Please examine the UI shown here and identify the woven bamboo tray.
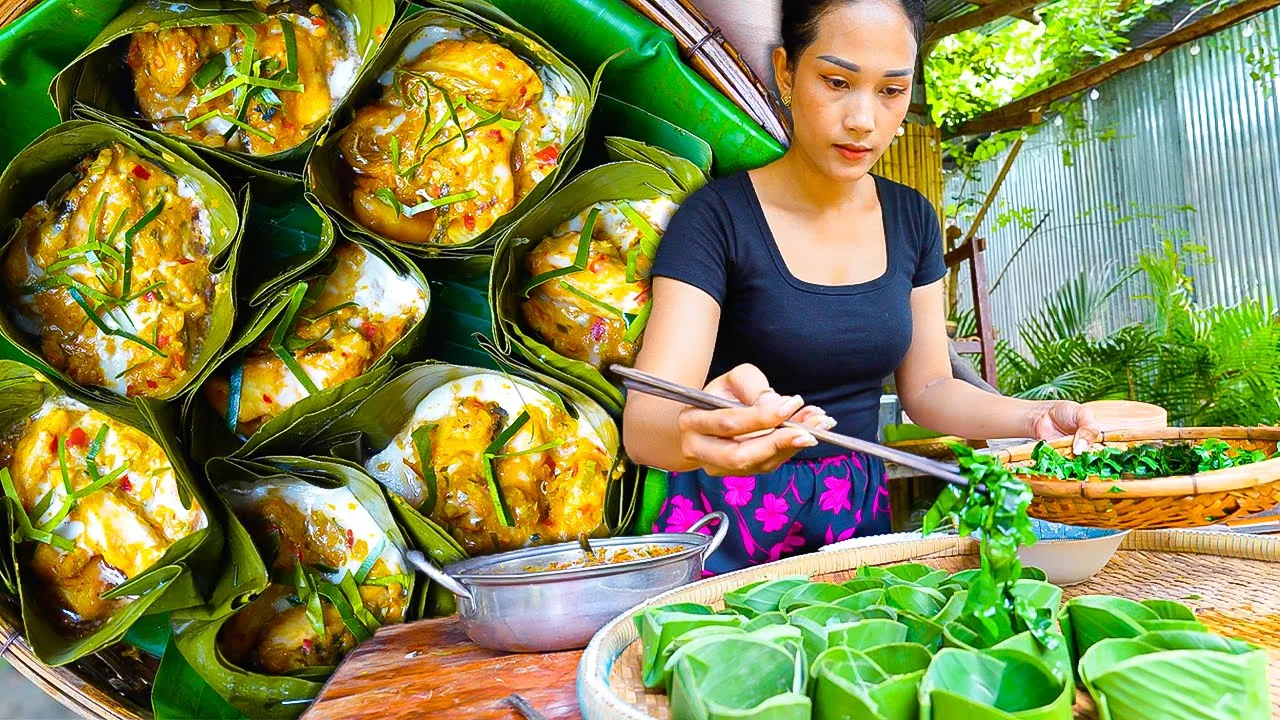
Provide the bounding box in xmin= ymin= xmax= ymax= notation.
xmin=999 ymin=427 xmax=1280 ymax=529
xmin=578 ymin=529 xmax=1280 ymax=719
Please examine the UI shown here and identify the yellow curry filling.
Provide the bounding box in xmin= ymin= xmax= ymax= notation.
xmin=522 ymin=198 xmax=679 ymax=370
xmin=366 ymin=373 xmax=613 ymax=555
xmin=2 ymin=143 xmax=216 ymax=398
xmin=218 ymin=482 xmax=409 ymax=674
xmin=339 ymin=29 xmax=573 ymax=245
xmin=128 ymin=3 xmax=359 ymax=155
xmin=0 ymin=398 xmax=206 ymax=637
xmin=202 ymin=241 xmax=427 ymax=436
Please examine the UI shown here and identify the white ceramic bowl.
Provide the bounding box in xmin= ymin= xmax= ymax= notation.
xmin=1017 ymin=520 xmax=1129 ymax=586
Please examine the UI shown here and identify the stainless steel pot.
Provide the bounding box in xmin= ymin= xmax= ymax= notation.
xmin=406 ymin=512 xmax=728 ymax=653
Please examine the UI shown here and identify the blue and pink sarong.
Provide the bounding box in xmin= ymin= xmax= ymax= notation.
xmin=653 ymin=452 xmax=891 ymax=575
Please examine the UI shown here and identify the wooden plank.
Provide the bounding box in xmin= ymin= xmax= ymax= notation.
xmin=951 ymin=340 xmax=984 ymax=354
xmin=305 ymin=617 xmax=582 ymax=720
xmin=968 ymin=235 xmax=999 ymax=386
xmin=947 ymin=0 xmax=1280 ymax=138
xmin=924 ymin=0 xmax=1040 ymax=42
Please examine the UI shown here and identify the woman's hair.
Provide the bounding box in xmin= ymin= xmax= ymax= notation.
xmin=780 ymin=0 xmax=927 ymax=65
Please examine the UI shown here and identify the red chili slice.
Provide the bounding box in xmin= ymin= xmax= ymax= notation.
xmin=535 ymin=145 xmax=560 ymax=164
xmin=177 ymin=258 xmax=194 ymax=266
xmin=145 ymin=379 xmax=158 ymax=389
xmin=157 ymin=335 xmax=170 ymax=350
xmin=131 ymin=164 xmax=151 ymax=180
xmin=263 ymin=394 xmax=274 ymax=404
xmin=589 ymin=318 xmax=607 ymax=343
xmin=346 ymin=529 xmax=355 ymax=549
xmin=66 ymin=427 xmax=88 ymax=449
xmin=144 ymin=291 xmax=157 ymax=303
xmin=360 ymin=321 xmax=377 ymax=341
xmin=302 ymin=638 xmax=314 ymax=653
xmin=463 ymin=214 xmax=476 ymax=231
xmin=488 ymin=129 xmax=505 ymax=142
xmin=119 ymin=476 xmax=133 ymax=493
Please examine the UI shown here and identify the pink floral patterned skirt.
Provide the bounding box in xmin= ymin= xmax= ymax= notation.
xmin=654 ymin=452 xmax=891 ymax=575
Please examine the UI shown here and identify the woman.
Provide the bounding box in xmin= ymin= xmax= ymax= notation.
xmin=623 ymin=0 xmax=1103 ymax=573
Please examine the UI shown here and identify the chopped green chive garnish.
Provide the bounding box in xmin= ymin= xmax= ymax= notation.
xmin=522 ymin=207 xmax=600 ymax=296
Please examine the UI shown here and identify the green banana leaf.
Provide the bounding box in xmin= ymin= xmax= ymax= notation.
xmin=0 ymin=360 xmax=220 ymax=666
xmin=1060 ymin=595 xmax=1204 ymax=671
xmin=153 ymin=634 xmax=248 ymax=720
xmin=864 ymin=643 xmax=935 ymax=676
xmin=857 ymin=564 xmax=950 ymax=588
xmin=835 ymin=588 xmax=888 ymax=612
xmin=52 ymin=0 xmax=397 ymax=181
xmin=777 ymin=582 xmax=853 ymax=613
xmin=1078 ymin=630 xmax=1270 ymax=720
xmin=811 ymin=646 xmax=927 ymax=720
xmin=181 ymin=240 xmax=430 ymax=465
xmin=0 ymin=120 xmax=244 ymax=405
xmin=172 ymin=454 xmax=417 ymax=719
xmin=723 ymin=577 xmax=812 ymax=618
xmin=636 ymin=603 xmax=744 ymax=689
xmin=827 ymin=619 xmax=910 ymax=652
xmin=669 ymin=635 xmax=811 ymax=720
xmin=942 ymin=580 xmax=1071 ymax=684
xmin=484 ymin=0 xmax=784 ymax=176
xmin=489 ymin=137 xmax=708 ymax=413
xmin=841 ymin=577 xmax=888 ymax=593
xmin=303 ymin=360 xmax=634 ymax=546
xmin=307 ymin=0 xmax=594 ymax=258
xmin=742 ymin=612 xmax=789 ymax=632
xmin=238 ymin=187 xmax=338 ymax=306
xmin=919 ymin=648 xmax=1074 ymax=720
xmin=788 ymin=603 xmax=866 ymax=661
xmin=584 ymin=95 xmax=714 ymax=176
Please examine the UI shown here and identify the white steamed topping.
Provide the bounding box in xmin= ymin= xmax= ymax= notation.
xmin=380 ymin=26 xmax=466 ymax=85
xmin=350 ymin=245 xmax=427 ymax=322
xmin=221 ymin=478 xmax=406 ymax=582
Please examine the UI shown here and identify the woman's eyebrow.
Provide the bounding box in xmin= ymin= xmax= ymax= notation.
xmin=817 ymin=54 xmax=914 ymax=78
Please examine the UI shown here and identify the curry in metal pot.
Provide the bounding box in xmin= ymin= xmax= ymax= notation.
xmin=127 ymin=2 xmax=360 ymax=155
xmin=2 ymin=143 xmax=217 ymax=398
xmin=0 ymin=397 xmax=206 ymax=637
xmin=338 ymin=26 xmax=574 ymax=245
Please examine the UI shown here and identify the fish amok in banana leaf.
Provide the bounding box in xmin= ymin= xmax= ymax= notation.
xmin=0 ymin=121 xmax=243 ymax=402
xmin=491 ymin=138 xmax=708 ymax=413
xmin=308 ymin=0 xmax=593 ymax=256
xmin=173 ymin=455 xmax=415 ymax=719
xmin=187 ymin=239 xmax=428 ymax=464
xmin=0 ymin=360 xmax=217 ymax=666
xmin=53 ymin=0 xmax=395 ymax=176
xmin=317 ymin=362 xmax=625 ymax=556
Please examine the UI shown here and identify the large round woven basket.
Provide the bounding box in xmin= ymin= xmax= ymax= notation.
xmin=578 ymin=529 xmax=1280 ymax=719
xmin=1000 ymin=427 xmax=1280 ymax=529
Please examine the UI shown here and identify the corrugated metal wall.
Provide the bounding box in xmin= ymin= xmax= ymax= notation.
xmin=947 ymin=9 xmax=1280 ymax=349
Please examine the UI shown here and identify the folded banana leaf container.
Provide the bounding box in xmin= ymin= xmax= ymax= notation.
xmin=0 ymin=0 xmax=786 ymax=717
xmin=489 ymin=136 xmax=709 ymax=414
xmin=52 ymin=0 xmax=397 ymax=181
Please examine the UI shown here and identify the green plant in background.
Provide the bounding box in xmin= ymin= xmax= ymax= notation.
xmin=969 ymin=239 xmax=1280 ymax=427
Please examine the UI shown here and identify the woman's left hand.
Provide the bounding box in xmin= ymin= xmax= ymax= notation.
xmin=1027 ymin=401 xmax=1101 ymax=454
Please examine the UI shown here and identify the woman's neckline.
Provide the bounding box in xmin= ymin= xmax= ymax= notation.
xmin=742 ymin=171 xmax=896 ymax=296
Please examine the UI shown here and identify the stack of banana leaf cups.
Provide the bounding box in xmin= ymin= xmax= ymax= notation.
xmin=0 ymin=0 xmax=716 ymax=716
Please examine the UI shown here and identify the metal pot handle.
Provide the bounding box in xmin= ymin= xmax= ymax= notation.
xmin=406 ymin=550 xmax=473 ymax=602
xmin=687 ymin=511 xmax=729 ymax=561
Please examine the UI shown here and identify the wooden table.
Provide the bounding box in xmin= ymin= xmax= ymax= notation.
xmin=304 ymin=617 xmax=584 ymax=720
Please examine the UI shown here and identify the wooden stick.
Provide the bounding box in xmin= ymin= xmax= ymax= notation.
xmin=924 ymin=0 xmax=1040 ymax=43
xmin=946 ymin=0 xmax=1280 ymax=138
xmin=963 ymin=137 xmax=1024 ymax=243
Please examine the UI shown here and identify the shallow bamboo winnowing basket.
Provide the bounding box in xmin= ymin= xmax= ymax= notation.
xmin=1000 ymin=426 xmax=1280 ymax=529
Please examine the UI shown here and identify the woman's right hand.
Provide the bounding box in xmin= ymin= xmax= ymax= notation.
xmin=677 ymin=364 xmax=834 ymax=476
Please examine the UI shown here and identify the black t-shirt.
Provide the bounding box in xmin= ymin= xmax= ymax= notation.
xmin=650 ymin=172 xmax=947 ymax=458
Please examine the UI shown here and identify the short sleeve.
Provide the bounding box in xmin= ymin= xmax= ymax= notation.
xmin=911 ymin=193 xmax=947 ymax=287
xmin=650 ymin=185 xmax=732 ymax=306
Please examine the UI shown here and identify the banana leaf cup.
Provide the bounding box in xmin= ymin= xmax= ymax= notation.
xmin=919 ymin=647 xmax=1074 ymax=720
xmin=0 ymin=120 xmax=245 ymax=405
xmin=668 ymin=634 xmax=812 ymax=720
xmin=51 ymin=0 xmax=397 ymax=182
xmin=1077 ymin=630 xmax=1270 ymax=720
xmin=237 ymin=185 xmax=339 ymax=307
xmin=305 ymin=360 xmax=634 ymax=557
xmin=169 ymin=454 xmax=431 ymax=719
xmin=183 ymin=238 xmax=431 ymax=465
xmin=811 ymin=644 xmax=931 ymax=720
xmin=305 ymin=0 xmax=597 ymax=258
xmin=0 ymin=360 xmax=222 ymax=666
xmin=489 ymin=137 xmax=709 ymax=413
